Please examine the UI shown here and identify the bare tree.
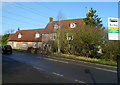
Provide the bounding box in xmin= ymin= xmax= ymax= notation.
xmin=57 ymin=11 xmax=64 ymax=21
xmin=4 ymin=29 xmax=15 ymax=34
xmin=56 ymin=11 xmax=64 ymax=53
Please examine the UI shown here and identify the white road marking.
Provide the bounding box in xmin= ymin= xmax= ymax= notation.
xmin=33 ymin=66 xmax=45 ymax=71
xmin=52 ymin=72 xmax=64 ymax=77
xmin=79 ymin=61 xmax=117 ymax=68
xmin=63 ymin=58 xmax=116 ymax=69
xmin=52 ymin=72 xmax=86 ymax=83
xmin=95 ymin=67 xmax=117 ymax=73
xmin=43 ymin=58 xmax=69 ymax=64
xmin=33 ymin=65 xmax=86 ymax=83
xmin=38 ymin=57 xmax=116 ymax=73
xmin=44 ymin=56 xmax=117 ymax=69
xmin=74 ymin=79 xmax=85 ymax=83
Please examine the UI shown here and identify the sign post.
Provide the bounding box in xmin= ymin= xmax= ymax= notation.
xmin=117 ymin=54 xmax=120 ymax=84
xmin=108 ymin=18 xmax=119 ymax=40
xmin=108 ymin=18 xmax=120 ymax=84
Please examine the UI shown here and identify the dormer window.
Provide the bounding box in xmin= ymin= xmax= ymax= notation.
xmin=18 ymin=33 xmax=22 ymax=38
xmin=35 ymin=32 xmax=40 ymax=38
xmin=70 ymin=23 xmax=76 ymax=28
xmin=54 ymin=24 xmax=60 ymax=29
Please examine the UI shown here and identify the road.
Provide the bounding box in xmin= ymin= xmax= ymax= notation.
xmin=2 ymin=50 xmax=118 ymax=83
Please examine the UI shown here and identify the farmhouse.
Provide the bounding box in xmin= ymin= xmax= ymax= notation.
xmin=7 ymin=17 xmax=84 ymax=49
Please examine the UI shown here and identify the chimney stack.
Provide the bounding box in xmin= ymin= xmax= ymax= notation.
xmin=49 ymin=17 xmax=53 ymax=23
xmin=18 ymin=27 xmax=20 ymax=31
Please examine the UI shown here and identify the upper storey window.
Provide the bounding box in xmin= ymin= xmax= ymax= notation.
xmin=70 ymin=23 xmax=76 ymax=28
xmin=66 ymin=33 xmax=73 ymax=40
xmin=35 ymin=33 xmax=40 ymax=38
xmin=54 ymin=24 xmax=60 ymax=29
xmin=18 ymin=33 xmax=22 ymax=38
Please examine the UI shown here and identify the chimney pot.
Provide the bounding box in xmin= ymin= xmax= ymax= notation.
xmin=18 ymin=27 xmax=20 ymax=30
xmin=49 ymin=17 xmax=53 ymax=22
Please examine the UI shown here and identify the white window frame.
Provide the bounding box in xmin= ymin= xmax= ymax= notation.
xmin=54 ymin=24 xmax=59 ymax=29
xmin=22 ymin=43 xmax=27 ymax=47
xmin=13 ymin=42 xmax=17 ymax=47
xmin=33 ymin=43 xmax=38 ymax=48
xmin=52 ymin=33 xmax=56 ymax=40
xmin=67 ymin=36 xmax=73 ymax=40
xmin=35 ymin=33 xmax=40 ymax=38
xmin=70 ymin=23 xmax=76 ymax=28
xmin=18 ymin=33 xmax=22 ymax=38
xmin=66 ymin=33 xmax=73 ymax=40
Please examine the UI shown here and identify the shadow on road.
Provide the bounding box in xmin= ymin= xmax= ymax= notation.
xmin=2 ymin=56 xmax=54 ymax=83
xmin=85 ymin=69 xmax=97 ymax=84
xmin=2 ymin=55 xmax=25 ymax=73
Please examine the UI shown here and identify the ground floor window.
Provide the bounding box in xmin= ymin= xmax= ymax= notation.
xmin=33 ymin=43 xmax=38 ymax=48
xmin=22 ymin=43 xmax=28 ymax=47
xmin=13 ymin=42 xmax=17 ymax=47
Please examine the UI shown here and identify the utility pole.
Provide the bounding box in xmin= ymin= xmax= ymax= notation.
xmin=117 ymin=54 xmax=120 ymax=84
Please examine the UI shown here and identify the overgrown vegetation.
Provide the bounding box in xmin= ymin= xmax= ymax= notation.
xmin=51 ymin=53 xmax=117 ymax=66
xmin=2 ymin=34 xmax=10 ymax=45
xmin=101 ymin=41 xmax=120 ymax=61
xmin=1 ymin=29 xmax=15 ymax=45
xmin=47 ymin=8 xmax=120 ymax=62
xmin=0 ymin=35 xmax=2 ymax=46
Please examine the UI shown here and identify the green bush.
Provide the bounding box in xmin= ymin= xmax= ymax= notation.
xmin=37 ymin=47 xmax=43 ymax=54
xmin=54 ymin=26 xmax=104 ymax=58
xmin=27 ymin=47 xmax=33 ymax=53
xmin=2 ymin=34 xmax=10 ymax=45
xmin=102 ymin=41 xmax=120 ymax=61
xmin=47 ymin=41 xmax=58 ymax=53
xmin=27 ymin=47 xmax=37 ymax=54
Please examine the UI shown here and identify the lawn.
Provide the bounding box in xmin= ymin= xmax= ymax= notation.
xmin=14 ymin=49 xmax=27 ymax=52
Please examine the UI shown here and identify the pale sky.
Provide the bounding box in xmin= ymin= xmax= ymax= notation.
xmin=0 ymin=0 xmax=119 ymax=35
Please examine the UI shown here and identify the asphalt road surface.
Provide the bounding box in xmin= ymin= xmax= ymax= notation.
xmin=2 ymin=50 xmax=118 ymax=84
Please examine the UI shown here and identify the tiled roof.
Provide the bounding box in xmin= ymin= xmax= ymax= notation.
xmin=7 ymin=33 xmax=15 ymax=41
xmin=8 ymin=29 xmax=44 ymax=42
xmin=45 ymin=18 xmax=84 ymax=33
xmin=8 ymin=18 xmax=84 ymax=42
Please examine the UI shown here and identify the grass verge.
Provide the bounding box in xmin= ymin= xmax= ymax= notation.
xmin=13 ymin=49 xmax=117 ymax=66
xmin=51 ymin=53 xmax=117 ymax=66
xmin=14 ymin=49 xmax=27 ymax=52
